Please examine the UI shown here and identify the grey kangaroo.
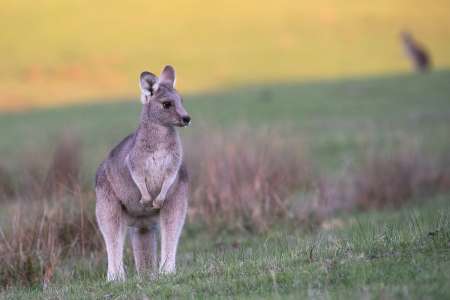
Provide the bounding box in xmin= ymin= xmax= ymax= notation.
xmin=95 ymin=65 xmax=190 ymax=281
xmin=400 ymin=31 xmax=431 ymax=72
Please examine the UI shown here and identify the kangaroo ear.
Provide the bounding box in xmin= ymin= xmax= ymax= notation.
xmin=139 ymin=71 xmax=159 ymax=104
xmin=159 ymin=65 xmax=176 ymax=88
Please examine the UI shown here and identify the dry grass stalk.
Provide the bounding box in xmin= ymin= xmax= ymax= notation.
xmin=1 ymin=131 xmax=450 ymax=288
xmin=186 ymin=130 xmax=312 ymax=231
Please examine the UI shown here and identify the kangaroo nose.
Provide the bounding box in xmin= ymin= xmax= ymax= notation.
xmin=182 ymin=116 xmax=191 ymax=125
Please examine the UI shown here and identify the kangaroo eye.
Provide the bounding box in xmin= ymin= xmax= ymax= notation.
xmin=162 ymin=101 xmax=172 ymax=109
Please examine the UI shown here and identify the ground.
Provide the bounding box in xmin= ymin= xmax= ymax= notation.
xmin=2 ymin=196 xmax=450 ymax=299
xmin=0 ymin=71 xmax=450 ymax=299
xmin=0 ymin=70 xmax=449 ymax=175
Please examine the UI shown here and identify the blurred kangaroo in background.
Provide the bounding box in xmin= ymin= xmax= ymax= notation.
xmin=400 ymin=31 xmax=431 ymax=72
xmin=95 ymin=65 xmax=191 ymax=281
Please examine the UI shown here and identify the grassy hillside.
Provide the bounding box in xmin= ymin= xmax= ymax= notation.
xmin=1 ymin=72 xmax=450 ymax=298
xmin=1 ymin=70 xmax=449 ymax=177
xmin=1 ymin=0 xmax=450 ymax=109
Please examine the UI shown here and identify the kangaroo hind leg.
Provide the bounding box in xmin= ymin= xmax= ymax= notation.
xmin=95 ymin=180 xmax=127 ymax=281
xmin=130 ymin=225 xmax=158 ymax=277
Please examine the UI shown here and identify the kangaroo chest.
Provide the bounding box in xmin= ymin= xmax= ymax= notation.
xmin=145 ymin=149 xmax=174 ymax=184
xmin=142 ymin=143 xmax=182 ymax=194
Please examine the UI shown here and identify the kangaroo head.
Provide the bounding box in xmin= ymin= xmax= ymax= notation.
xmin=139 ymin=65 xmax=191 ymax=127
xmin=400 ymin=31 xmax=413 ymax=43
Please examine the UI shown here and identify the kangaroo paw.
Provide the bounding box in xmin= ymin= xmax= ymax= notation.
xmin=152 ymin=195 xmax=165 ymax=209
xmin=140 ymin=196 xmax=152 ymax=206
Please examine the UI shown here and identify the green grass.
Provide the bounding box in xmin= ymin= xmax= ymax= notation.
xmin=1 ymin=0 xmax=450 ymax=108
xmin=2 ymin=195 xmax=449 ymax=299
xmin=1 ymin=71 xmax=450 ymax=298
xmin=1 ymin=70 xmax=449 ymax=175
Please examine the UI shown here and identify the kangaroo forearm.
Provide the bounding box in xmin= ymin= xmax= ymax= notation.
xmin=126 ymin=155 xmax=151 ymax=199
xmin=132 ymin=172 xmax=151 ymax=199
xmin=158 ymin=172 xmax=177 ymax=198
xmin=153 ymin=169 xmax=178 ymax=208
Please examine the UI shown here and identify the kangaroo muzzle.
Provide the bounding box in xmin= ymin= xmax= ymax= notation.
xmin=181 ymin=115 xmax=191 ymax=127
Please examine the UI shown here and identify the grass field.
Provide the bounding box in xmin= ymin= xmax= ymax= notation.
xmin=0 ymin=71 xmax=450 ymax=298
xmin=2 ymin=196 xmax=450 ymax=299
xmin=1 ymin=0 xmax=450 ymax=109
xmin=0 ymin=70 xmax=449 ymax=177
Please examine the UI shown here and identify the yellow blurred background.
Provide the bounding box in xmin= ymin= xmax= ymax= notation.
xmin=1 ymin=0 xmax=449 ymax=110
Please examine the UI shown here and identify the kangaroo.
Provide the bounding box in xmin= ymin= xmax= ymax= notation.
xmin=400 ymin=31 xmax=431 ymax=72
xmin=95 ymin=65 xmax=191 ymax=281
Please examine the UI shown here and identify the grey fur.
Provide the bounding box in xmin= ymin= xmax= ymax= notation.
xmin=95 ymin=65 xmax=190 ymax=281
